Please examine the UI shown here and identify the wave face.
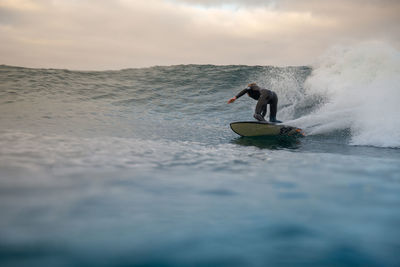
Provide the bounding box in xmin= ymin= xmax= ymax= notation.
xmin=0 ymin=64 xmax=311 ymax=144
xmin=2 ymin=43 xmax=398 ymax=147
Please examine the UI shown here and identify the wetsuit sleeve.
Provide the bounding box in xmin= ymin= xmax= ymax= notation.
xmin=235 ymin=88 xmax=249 ymax=99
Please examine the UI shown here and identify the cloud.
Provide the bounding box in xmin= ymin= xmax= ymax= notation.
xmin=0 ymin=0 xmax=399 ymax=69
xmin=0 ymin=0 xmax=43 ymax=11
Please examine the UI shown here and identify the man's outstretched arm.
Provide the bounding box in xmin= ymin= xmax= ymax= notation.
xmin=227 ymin=88 xmax=249 ymax=104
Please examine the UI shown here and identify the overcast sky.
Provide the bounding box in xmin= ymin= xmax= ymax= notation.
xmin=0 ymin=0 xmax=399 ymax=70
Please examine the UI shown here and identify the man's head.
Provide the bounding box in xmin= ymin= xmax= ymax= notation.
xmin=247 ymin=83 xmax=258 ymax=90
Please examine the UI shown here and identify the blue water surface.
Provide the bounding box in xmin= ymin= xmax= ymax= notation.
xmin=0 ymin=65 xmax=399 ymax=266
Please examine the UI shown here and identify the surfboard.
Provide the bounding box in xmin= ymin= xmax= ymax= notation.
xmin=230 ymin=121 xmax=304 ymax=137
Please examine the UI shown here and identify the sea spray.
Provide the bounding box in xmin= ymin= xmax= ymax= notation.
xmin=256 ymin=66 xmax=313 ymax=120
xmin=291 ymin=42 xmax=400 ymax=147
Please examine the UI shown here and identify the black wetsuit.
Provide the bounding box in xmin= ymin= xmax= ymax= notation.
xmin=235 ymin=85 xmax=279 ymax=122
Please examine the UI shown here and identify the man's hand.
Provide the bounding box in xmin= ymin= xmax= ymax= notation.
xmin=227 ymin=96 xmax=237 ymax=104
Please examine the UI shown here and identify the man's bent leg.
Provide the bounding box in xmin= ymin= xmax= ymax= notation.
xmin=269 ymin=93 xmax=282 ymax=123
xmin=254 ymin=98 xmax=267 ymax=121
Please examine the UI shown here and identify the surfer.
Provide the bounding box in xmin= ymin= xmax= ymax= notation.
xmin=227 ymin=83 xmax=282 ymax=123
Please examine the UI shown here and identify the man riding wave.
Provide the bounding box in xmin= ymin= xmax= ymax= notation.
xmin=228 ymin=83 xmax=282 ymax=123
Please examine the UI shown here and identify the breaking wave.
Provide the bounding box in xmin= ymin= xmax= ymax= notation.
xmin=288 ymin=42 xmax=400 ymax=148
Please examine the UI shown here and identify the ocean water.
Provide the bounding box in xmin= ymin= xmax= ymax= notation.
xmin=1 ymin=44 xmax=400 ymax=266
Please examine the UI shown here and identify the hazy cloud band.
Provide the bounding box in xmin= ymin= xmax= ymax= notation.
xmin=0 ymin=0 xmax=399 ymax=69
